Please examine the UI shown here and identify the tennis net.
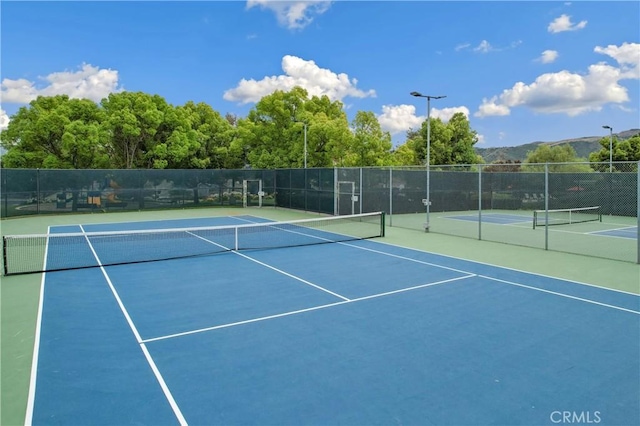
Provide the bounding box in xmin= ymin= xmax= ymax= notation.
xmin=533 ymin=206 xmax=602 ymax=229
xmin=3 ymin=212 xmax=385 ymax=276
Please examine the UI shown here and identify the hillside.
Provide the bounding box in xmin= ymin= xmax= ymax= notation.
xmin=475 ymin=129 xmax=640 ymax=163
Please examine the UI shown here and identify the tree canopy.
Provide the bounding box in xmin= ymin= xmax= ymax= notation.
xmin=524 ymin=144 xmax=592 ymax=172
xmin=391 ymin=112 xmax=481 ymax=166
xmin=1 ymin=88 xmax=499 ymax=170
xmin=588 ymin=134 xmax=640 ymax=171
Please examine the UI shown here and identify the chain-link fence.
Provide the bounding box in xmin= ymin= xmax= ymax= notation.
xmin=2 ymin=162 xmax=638 ymax=262
xmin=1 ymin=169 xmax=277 ymax=217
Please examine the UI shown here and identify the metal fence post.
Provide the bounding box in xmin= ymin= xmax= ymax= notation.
xmin=36 ymin=168 xmax=40 ymax=214
xmin=389 ymin=168 xmax=393 ymax=227
xmin=545 ymin=163 xmax=549 ymax=251
xmin=478 ymin=165 xmax=482 ymax=240
xmin=360 ymin=167 xmax=363 ymax=215
xmin=333 ymin=167 xmax=338 ymax=216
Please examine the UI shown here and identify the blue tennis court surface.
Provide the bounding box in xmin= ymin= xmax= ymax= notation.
xmin=590 ymin=226 xmax=638 ymax=240
xmin=27 ymin=215 xmax=640 ymax=425
xmin=445 ymin=213 xmax=532 ymax=225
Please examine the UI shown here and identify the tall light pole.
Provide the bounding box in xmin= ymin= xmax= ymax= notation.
xmin=602 ymin=125 xmax=613 ymax=172
xmin=303 ymin=122 xmax=308 ymax=169
xmin=294 ymin=120 xmax=308 ymax=168
xmin=411 ymin=91 xmax=447 ymax=232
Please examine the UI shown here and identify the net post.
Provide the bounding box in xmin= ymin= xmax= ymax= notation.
xmin=381 ymin=211 xmax=386 ymax=238
xmin=3 ymin=237 xmax=8 ymax=276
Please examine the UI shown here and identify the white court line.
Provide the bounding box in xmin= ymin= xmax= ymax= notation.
xmin=234 ymin=250 xmax=350 ymax=301
xmin=235 ymin=216 xmax=640 ymax=300
xmin=71 ymin=214 xmax=255 ymax=234
xmin=23 ymin=227 xmax=51 ymax=426
xmin=338 ymin=241 xmax=475 ymax=275
xmin=80 ymin=225 xmax=188 ymax=426
xmin=230 ymin=217 xmax=475 ymax=277
xmin=440 ymin=215 xmax=532 ymax=226
xmin=503 ymin=221 xmax=536 ymax=227
xmin=372 ymin=237 xmax=640 ymax=297
xmin=584 ymin=232 xmax=638 ymax=241
xmin=588 ymin=226 xmax=638 ymax=238
xmin=594 ymin=225 xmax=638 ymax=232
xmin=525 ymin=223 xmax=638 ymax=239
xmin=186 ymin=231 xmax=350 ymax=301
xmin=142 ymin=274 xmax=476 ymax=343
xmin=479 ymin=275 xmax=640 ymax=315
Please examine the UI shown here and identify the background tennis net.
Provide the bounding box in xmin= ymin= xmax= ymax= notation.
xmin=533 ymin=206 xmax=602 ymax=229
xmin=3 ymin=212 xmax=385 ymax=276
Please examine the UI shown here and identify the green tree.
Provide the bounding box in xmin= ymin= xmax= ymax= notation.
xmin=341 ymin=111 xmax=392 ymax=167
xmin=236 ymin=87 xmax=353 ymax=169
xmin=236 ymin=87 xmax=308 ymax=168
xmin=425 ymin=117 xmax=453 ymax=165
xmin=390 ymin=129 xmax=422 ymax=166
xmin=304 ymin=95 xmax=352 ymax=167
xmin=589 ymin=134 xmax=640 ymax=171
xmin=483 ymin=160 xmax=522 ymax=172
xmin=391 ymin=143 xmax=420 ymax=166
xmin=444 ymin=112 xmax=481 ymax=164
xmin=524 ymin=144 xmax=592 ymax=172
xmin=159 ymin=102 xmax=238 ymax=169
xmin=403 ymin=113 xmax=480 ymax=166
xmin=1 ymin=95 xmax=109 ymax=169
xmin=100 ymin=91 xmax=170 ymax=169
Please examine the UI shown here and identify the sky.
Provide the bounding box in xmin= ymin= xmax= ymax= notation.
xmin=1 ymin=1 xmax=639 ymax=148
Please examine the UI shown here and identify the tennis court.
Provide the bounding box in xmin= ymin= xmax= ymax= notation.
xmin=444 ymin=212 xmax=533 ymax=226
xmin=7 ymin=211 xmax=639 ymax=425
xmin=591 ymin=226 xmax=639 ymax=240
xmin=443 ymin=212 xmax=638 ymax=238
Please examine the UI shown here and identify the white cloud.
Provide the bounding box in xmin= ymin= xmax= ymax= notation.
xmin=476 ymin=134 xmax=486 ymax=144
xmin=431 ymin=106 xmax=470 ymax=122
xmin=474 ymin=40 xmax=494 ymax=53
xmin=475 ymin=44 xmax=639 ymax=118
xmin=475 ymin=97 xmax=511 ymax=117
xmin=378 ymin=104 xmax=470 ymax=135
xmin=0 ymin=79 xmax=37 ymax=104
xmin=1 ymin=63 xmax=122 ymax=104
xmin=538 ymin=50 xmax=559 ymax=64
xmin=246 ymin=0 xmax=331 ymax=30
xmin=548 ymin=14 xmax=587 ymax=33
xmin=615 ymin=104 xmax=635 ymax=113
xmin=223 ymin=55 xmax=376 ymax=104
xmin=378 ymin=104 xmax=423 ymax=135
xmin=459 ymin=39 xmax=521 ymax=54
xmin=594 ymin=42 xmax=640 ymax=78
xmin=0 ymin=109 xmax=9 ymax=131
xmin=510 ymin=40 xmax=523 ymax=49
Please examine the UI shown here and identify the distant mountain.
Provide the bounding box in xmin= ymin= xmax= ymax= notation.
xmin=475 ymin=129 xmax=640 ymax=163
